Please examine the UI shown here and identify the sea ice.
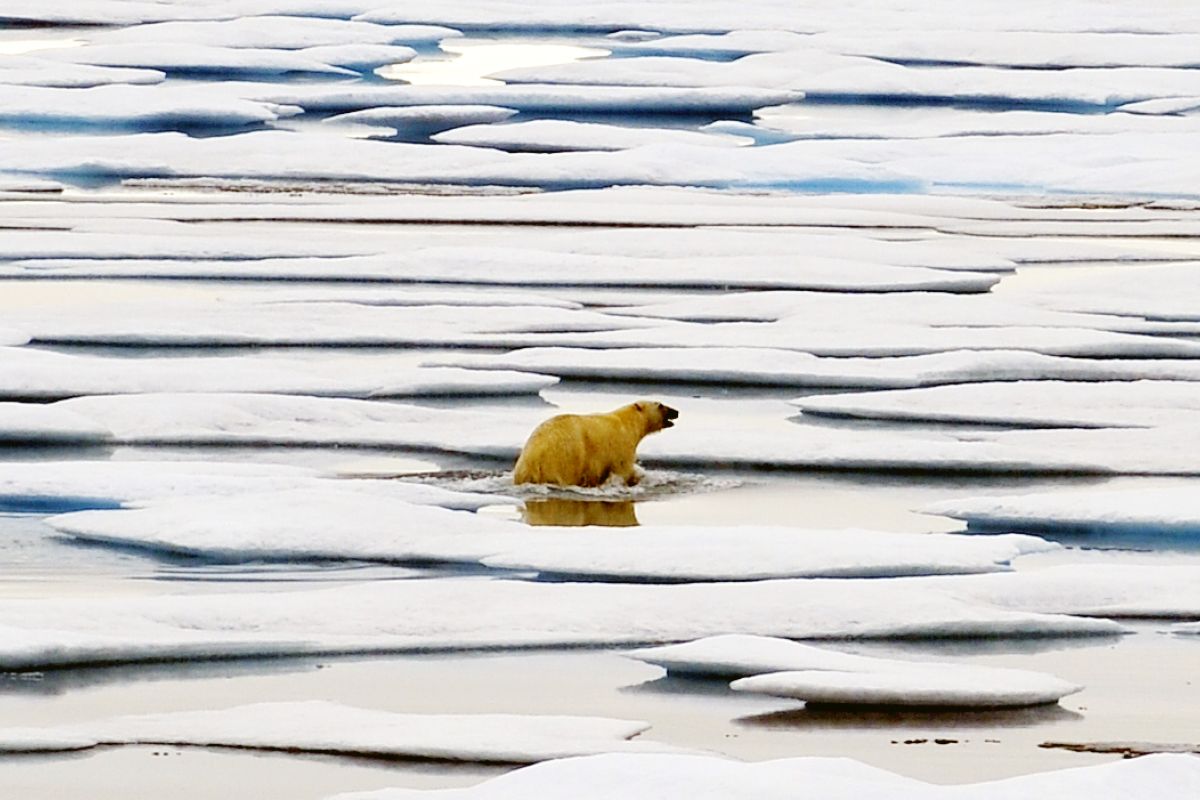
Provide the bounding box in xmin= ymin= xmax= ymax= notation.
xmin=793 ymin=380 xmax=1200 ymax=429
xmin=924 ymin=488 xmax=1200 ymax=536
xmin=47 ymin=494 xmax=1055 ymax=579
xmin=0 ymin=85 xmax=300 ymax=129
xmin=90 ymin=17 xmax=459 ymax=49
xmin=0 ymin=328 xmax=30 ymax=347
xmin=731 ymin=668 xmax=1079 ymax=708
xmin=0 ymin=403 xmax=112 ymax=444
xmin=0 ymin=574 xmax=1120 ymax=669
xmin=433 ymin=120 xmax=752 ymax=152
xmin=0 ymin=347 xmax=557 ymax=400
xmin=0 ymin=57 xmax=164 ymax=88
xmin=434 ymin=347 xmax=1200 ymax=389
xmin=324 ymin=104 xmax=518 ymax=134
xmin=0 ymin=701 xmax=668 ymax=762
xmin=327 ymin=751 xmax=1200 ymax=800
xmin=39 ymin=44 xmax=358 ymax=77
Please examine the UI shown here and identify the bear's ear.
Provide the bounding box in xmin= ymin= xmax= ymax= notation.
xmin=634 ymin=402 xmax=644 ymax=411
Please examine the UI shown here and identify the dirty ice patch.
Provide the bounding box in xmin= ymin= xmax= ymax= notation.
xmin=0 ymin=403 xmax=112 ymax=445
xmin=794 ymin=381 xmax=1200 ymax=430
xmin=924 ymin=487 xmax=1200 ymax=537
xmin=0 ymin=701 xmax=668 ymax=762
xmin=327 ymin=752 xmax=1200 ymax=800
xmin=90 ymin=17 xmax=459 ymax=50
xmin=0 ymin=347 xmax=557 ymax=400
xmin=433 ymin=120 xmax=752 ymax=152
xmin=39 ymin=44 xmax=357 ymax=77
xmin=0 ymin=576 xmax=1121 ymax=669
xmin=0 ymin=85 xmax=300 ymax=130
xmin=732 ymin=669 xmax=1079 ymax=708
xmin=0 ymin=57 xmax=163 ymax=89
xmin=48 ymin=494 xmax=1055 ymax=579
xmin=937 ymin=564 xmax=1200 ymax=619
xmin=434 ymin=347 xmax=1200 ymax=389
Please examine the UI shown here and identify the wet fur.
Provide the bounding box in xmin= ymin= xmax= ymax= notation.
xmin=512 ymin=401 xmax=678 ymax=488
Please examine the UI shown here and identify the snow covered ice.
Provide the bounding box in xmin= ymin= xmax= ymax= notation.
xmin=5 ymin=2 xmax=1200 ymax=797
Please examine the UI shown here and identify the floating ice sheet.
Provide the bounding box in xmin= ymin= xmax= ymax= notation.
xmin=293 ymin=44 xmax=416 ymax=70
xmin=924 ymin=488 xmax=1200 ymax=536
xmin=90 ymin=17 xmax=459 ymax=49
xmin=331 ymin=751 xmax=1200 ymax=800
xmin=731 ymin=668 xmax=1079 ymax=708
xmin=938 ymin=564 xmax=1200 ymax=619
xmin=0 ymin=701 xmax=666 ymax=762
xmin=0 ymin=86 xmax=300 ymax=129
xmin=0 ymin=461 xmax=499 ymax=513
xmin=0 ymin=328 xmax=30 ymax=346
xmin=794 ymin=381 xmax=1200 ymax=429
xmin=1019 ymin=263 xmax=1200 ymax=322
xmin=47 ymin=492 xmax=1055 ymax=579
xmin=435 ymin=347 xmax=1200 ymax=389
xmin=37 ymin=392 xmax=1200 ymax=475
xmin=433 ymin=120 xmax=751 ymax=152
xmin=0 ymin=403 xmax=112 ymax=444
xmin=40 ymin=44 xmax=357 ymax=77
xmin=0 ymin=347 xmax=557 ymax=400
xmin=325 ymin=104 xmax=518 ymax=133
xmin=0 ymin=574 xmax=1120 ymax=669
xmin=0 ymin=57 xmax=163 ymax=88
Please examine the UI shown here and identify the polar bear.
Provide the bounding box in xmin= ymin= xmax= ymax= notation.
xmin=512 ymin=401 xmax=679 ymax=487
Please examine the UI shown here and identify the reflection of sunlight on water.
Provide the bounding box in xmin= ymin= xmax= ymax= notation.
xmin=379 ymin=40 xmax=609 ymax=86
xmin=0 ymin=38 xmax=85 ymax=55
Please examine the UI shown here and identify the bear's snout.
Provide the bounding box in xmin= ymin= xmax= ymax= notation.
xmin=661 ymin=405 xmax=679 ymax=428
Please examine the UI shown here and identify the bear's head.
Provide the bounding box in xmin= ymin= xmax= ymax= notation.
xmin=633 ymin=400 xmax=680 ymax=433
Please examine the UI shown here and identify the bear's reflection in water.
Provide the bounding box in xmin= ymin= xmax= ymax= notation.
xmin=522 ymin=498 xmax=640 ymax=527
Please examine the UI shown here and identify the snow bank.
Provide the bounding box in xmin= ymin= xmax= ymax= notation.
xmin=794 ymin=381 xmax=1200 ymax=429
xmin=0 ymin=347 xmax=557 ymax=400
xmin=924 ymin=488 xmax=1200 ymax=536
xmin=328 ymin=751 xmax=1200 ymax=800
xmin=48 ymin=492 xmax=1055 ymax=579
xmin=0 ymin=701 xmax=667 ymax=762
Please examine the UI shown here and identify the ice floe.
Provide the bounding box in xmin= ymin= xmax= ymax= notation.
xmin=0 ymin=57 xmax=164 ymax=89
xmin=293 ymin=44 xmax=416 ymax=70
xmin=0 ymin=701 xmax=667 ymax=762
xmin=1019 ymin=263 xmax=1200 ymax=322
xmin=939 ymin=564 xmax=1200 ymax=619
xmin=324 ymin=104 xmax=518 ymax=135
xmin=0 ymin=86 xmax=300 ymax=129
xmin=29 ymin=392 xmax=1200 ymax=475
xmin=433 ymin=120 xmax=752 ymax=152
xmin=924 ymin=488 xmax=1200 ymax=536
xmin=39 ymin=44 xmax=358 ymax=77
xmin=0 ymin=328 xmax=30 ymax=346
xmin=0 ymin=347 xmax=557 ymax=400
xmin=633 ymin=634 xmax=1081 ymax=707
xmin=0 ymin=403 xmax=112 ymax=445
xmin=0 ymin=461 xmax=498 ymax=514
xmin=331 ymin=751 xmax=1200 ymax=800
xmin=794 ymin=381 xmax=1200 ymax=429
xmin=90 ymin=17 xmax=459 ymax=50
xmin=0 ymin=575 xmax=1121 ymax=669
xmin=47 ymin=492 xmax=1055 ymax=579
xmin=435 ymin=347 xmax=1200 ymax=389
